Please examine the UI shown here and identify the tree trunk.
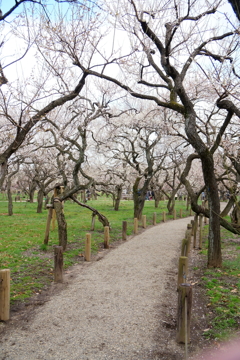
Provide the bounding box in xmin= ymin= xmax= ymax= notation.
xmin=7 ymin=179 xmax=13 ymax=216
xmin=133 ymin=192 xmax=146 ymax=220
xmin=133 ymin=180 xmax=146 ymax=220
xmin=37 ymin=189 xmax=44 ymax=213
xmin=231 ymin=201 xmax=240 ymax=226
xmin=29 ymin=187 xmax=36 ymax=203
xmin=154 ymin=190 xmax=160 ymax=208
xmin=221 ymin=196 xmax=236 ymax=217
xmin=54 ymin=198 xmax=67 ymax=251
xmin=167 ymin=194 xmax=175 ymax=215
xmin=114 ymin=185 xmax=122 ymax=211
xmin=201 ymin=154 xmax=222 ymax=267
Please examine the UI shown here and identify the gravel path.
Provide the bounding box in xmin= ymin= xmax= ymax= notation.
xmin=0 ymin=218 xmax=192 ymax=360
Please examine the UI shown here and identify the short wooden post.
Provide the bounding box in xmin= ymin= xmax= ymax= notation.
xmin=142 ymin=215 xmax=147 ymax=228
xmin=0 ymin=269 xmax=10 ymax=321
xmin=177 ymin=256 xmax=188 ymax=289
xmin=104 ymin=226 xmax=110 ymax=249
xmin=54 ymin=246 xmax=63 ymax=283
xmin=153 ymin=212 xmax=156 ymax=225
xmin=162 ymin=211 xmax=166 ymax=223
xmin=185 ymin=225 xmax=192 ymax=254
xmin=193 ymin=214 xmax=198 ymax=248
xmin=190 ymin=208 xmax=192 ymax=216
xmin=44 ymin=204 xmax=53 ymax=245
xmin=173 ymin=209 xmax=176 ymax=220
xmin=181 ymin=238 xmax=188 ymax=256
xmin=199 ymin=214 xmax=203 ymax=249
xmin=134 ymin=218 xmax=138 ymax=234
xmin=176 ymin=284 xmax=192 ymax=344
xmin=85 ymin=233 xmax=91 ymax=261
xmin=180 ymin=209 xmax=182 ymax=218
xmin=122 ymin=221 xmax=127 ymax=240
xmin=191 ymin=220 xmax=194 ymax=236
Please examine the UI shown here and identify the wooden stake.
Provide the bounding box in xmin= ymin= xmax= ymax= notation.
xmin=134 ymin=218 xmax=138 ymax=234
xmin=153 ymin=212 xmax=157 ymax=225
xmin=85 ymin=233 xmax=91 ymax=261
xmin=54 ymin=246 xmax=63 ymax=283
xmin=173 ymin=209 xmax=176 ymax=220
xmin=142 ymin=215 xmax=147 ymax=228
xmin=185 ymin=226 xmax=192 ymax=254
xmin=104 ymin=226 xmax=110 ymax=249
xmin=181 ymin=239 xmax=188 ymax=257
xmin=163 ymin=211 xmax=166 ymax=223
xmin=177 ymin=256 xmax=188 ymax=289
xmin=199 ymin=214 xmax=203 ymax=249
xmin=193 ymin=214 xmax=198 ymax=248
xmin=176 ymin=284 xmax=192 ymax=344
xmin=0 ymin=269 xmax=10 ymax=321
xmin=122 ymin=221 xmax=127 ymax=240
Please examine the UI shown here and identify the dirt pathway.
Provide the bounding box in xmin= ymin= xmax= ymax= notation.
xmin=0 ymin=218 xmax=192 ymax=360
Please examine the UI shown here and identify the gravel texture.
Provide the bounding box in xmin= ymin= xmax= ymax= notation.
xmin=0 ymin=218 xmax=192 ymax=360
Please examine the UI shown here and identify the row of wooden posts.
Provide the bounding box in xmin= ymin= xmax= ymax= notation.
xmin=0 ymin=208 xmax=200 ymax=322
xmin=176 ymin=213 xmax=206 ymax=359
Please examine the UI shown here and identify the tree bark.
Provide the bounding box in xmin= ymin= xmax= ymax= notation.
xmin=37 ymin=189 xmax=44 ymax=213
xmin=221 ymin=196 xmax=236 ymax=217
xmin=201 ymin=153 xmax=222 ymax=267
xmin=29 ymin=186 xmax=36 ymax=203
xmin=114 ymin=185 xmax=122 ymax=211
xmin=132 ymin=177 xmax=148 ymax=220
xmin=7 ymin=179 xmax=13 ymax=216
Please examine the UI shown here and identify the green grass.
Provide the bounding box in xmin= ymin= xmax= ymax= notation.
xmin=200 ymin=226 xmax=240 ymax=341
xmin=0 ymin=196 xmax=190 ymax=304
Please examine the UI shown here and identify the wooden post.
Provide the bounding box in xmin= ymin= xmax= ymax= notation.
xmin=177 ymin=256 xmax=188 ymax=289
xmin=177 ymin=284 xmax=192 ymax=344
xmin=122 ymin=221 xmax=127 ymax=240
xmin=104 ymin=226 xmax=110 ymax=249
xmin=85 ymin=233 xmax=91 ymax=261
xmin=134 ymin=218 xmax=138 ymax=234
xmin=0 ymin=269 xmax=10 ymax=321
xmin=44 ymin=204 xmax=53 ymax=245
xmin=173 ymin=209 xmax=176 ymax=220
xmin=185 ymin=225 xmax=192 ymax=254
xmin=142 ymin=215 xmax=147 ymax=228
xmin=54 ymin=246 xmax=63 ymax=283
xmin=153 ymin=212 xmax=157 ymax=225
xmin=191 ymin=220 xmax=194 ymax=236
xmin=193 ymin=214 xmax=198 ymax=248
xmin=162 ymin=211 xmax=166 ymax=223
xmin=190 ymin=208 xmax=192 ymax=216
xmin=181 ymin=238 xmax=188 ymax=257
xmin=199 ymin=214 xmax=203 ymax=249
xmin=180 ymin=209 xmax=182 ymax=218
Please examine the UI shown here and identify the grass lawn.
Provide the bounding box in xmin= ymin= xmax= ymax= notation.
xmin=200 ymin=225 xmax=240 ymax=341
xmin=0 ymin=196 xmax=190 ymax=304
